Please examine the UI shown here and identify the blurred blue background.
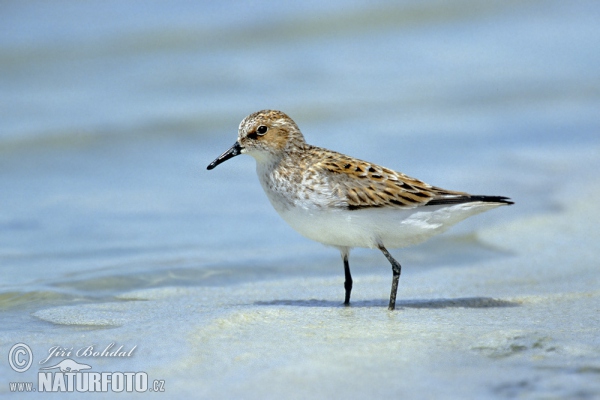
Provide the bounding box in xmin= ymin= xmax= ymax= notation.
xmin=1 ymin=0 xmax=599 ymax=314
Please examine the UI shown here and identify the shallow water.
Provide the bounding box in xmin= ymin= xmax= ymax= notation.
xmin=1 ymin=0 xmax=599 ymax=398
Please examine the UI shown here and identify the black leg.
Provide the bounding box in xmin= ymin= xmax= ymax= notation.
xmin=342 ymin=251 xmax=353 ymax=306
xmin=378 ymin=244 xmax=401 ymax=311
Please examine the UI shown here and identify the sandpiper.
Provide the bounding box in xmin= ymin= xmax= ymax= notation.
xmin=207 ymin=110 xmax=512 ymax=310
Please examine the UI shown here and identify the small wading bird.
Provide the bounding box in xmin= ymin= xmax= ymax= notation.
xmin=207 ymin=110 xmax=512 ymax=310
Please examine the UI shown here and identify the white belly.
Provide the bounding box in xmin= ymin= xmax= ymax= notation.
xmin=272 ymin=198 xmax=502 ymax=249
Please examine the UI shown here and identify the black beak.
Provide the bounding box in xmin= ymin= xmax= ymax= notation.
xmin=207 ymin=142 xmax=243 ymax=170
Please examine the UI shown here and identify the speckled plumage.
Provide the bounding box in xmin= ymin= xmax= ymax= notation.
xmin=207 ymin=110 xmax=513 ymax=310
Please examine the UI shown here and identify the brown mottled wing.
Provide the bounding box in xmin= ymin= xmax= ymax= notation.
xmin=313 ymin=150 xmax=467 ymax=210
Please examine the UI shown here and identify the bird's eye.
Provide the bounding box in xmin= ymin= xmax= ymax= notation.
xmin=256 ymin=125 xmax=268 ymax=135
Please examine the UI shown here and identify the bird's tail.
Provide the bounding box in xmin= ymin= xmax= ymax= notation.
xmin=427 ymin=195 xmax=513 ymax=206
